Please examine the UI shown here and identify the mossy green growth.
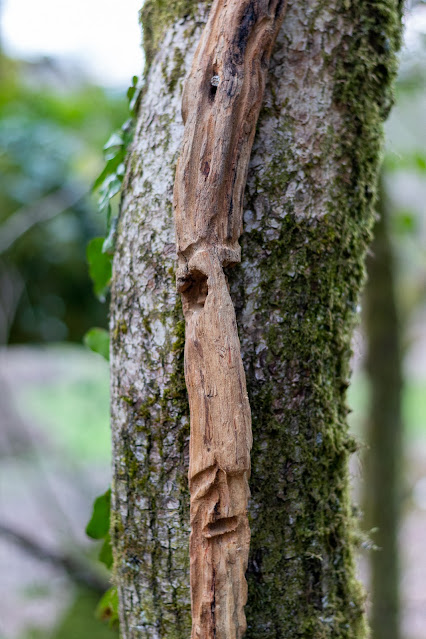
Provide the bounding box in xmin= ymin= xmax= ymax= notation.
xmin=111 ymin=291 xmax=191 ymax=638
xmin=229 ymin=3 xmax=402 ymax=636
xmin=112 ymin=319 xmax=128 ymax=343
xmin=334 ymin=0 xmax=403 ymax=121
xmin=234 ymin=213 xmax=369 ymax=638
xmin=330 ymin=0 xmax=404 ymax=243
xmin=167 ymin=48 xmax=186 ymax=93
xmin=140 ymin=0 xmax=207 ymax=73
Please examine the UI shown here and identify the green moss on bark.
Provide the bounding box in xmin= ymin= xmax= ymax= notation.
xmin=140 ymin=0 xmax=204 ymax=73
xmin=167 ymin=48 xmax=186 ymax=93
xmin=234 ymin=215 xmax=368 ymax=637
xmin=111 ymin=295 xmax=191 ymax=638
xmin=229 ymin=2 xmax=403 ymax=637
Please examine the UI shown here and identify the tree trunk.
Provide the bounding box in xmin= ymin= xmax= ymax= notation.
xmin=364 ymin=180 xmax=403 ymax=639
xmin=110 ymin=2 xmax=403 ymax=638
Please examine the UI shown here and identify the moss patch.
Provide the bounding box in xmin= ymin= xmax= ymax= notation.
xmin=140 ymin=0 xmax=207 ymax=73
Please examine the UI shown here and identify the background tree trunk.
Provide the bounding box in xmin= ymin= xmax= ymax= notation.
xmin=364 ymin=180 xmax=403 ymax=639
xmin=110 ymin=2 xmax=403 ymax=637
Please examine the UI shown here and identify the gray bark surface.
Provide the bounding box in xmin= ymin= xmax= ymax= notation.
xmin=110 ymin=1 xmax=402 ymax=637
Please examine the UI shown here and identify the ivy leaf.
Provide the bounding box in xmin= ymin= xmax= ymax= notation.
xmin=96 ymin=587 xmax=119 ymax=629
xmin=87 ymin=237 xmax=112 ymax=301
xmin=104 ymin=131 xmax=123 ymax=151
xmin=127 ymin=76 xmax=139 ymax=114
xmin=86 ymin=489 xmax=114 ymax=574
xmin=116 ymin=162 xmax=125 ymax=178
xmin=121 ymin=118 xmax=134 ymax=139
xmin=127 ymin=85 xmax=137 ymax=104
xmin=92 ymin=153 xmax=125 ymax=192
xmin=84 ymin=327 xmax=110 ymax=361
xmin=98 ymin=175 xmax=122 ymax=213
xmin=102 ymin=217 xmax=118 ymax=255
xmin=99 ymin=532 xmax=113 ymax=570
xmin=86 ymin=488 xmax=111 ymax=540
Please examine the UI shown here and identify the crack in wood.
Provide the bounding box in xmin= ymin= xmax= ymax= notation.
xmin=173 ymin=1 xmax=287 ymax=637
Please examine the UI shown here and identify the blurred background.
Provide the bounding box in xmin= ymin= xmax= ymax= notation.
xmin=0 ymin=1 xmax=425 ymax=639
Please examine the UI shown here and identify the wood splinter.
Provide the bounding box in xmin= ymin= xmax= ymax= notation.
xmin=173 ymin=1 xmax=287 ymax=637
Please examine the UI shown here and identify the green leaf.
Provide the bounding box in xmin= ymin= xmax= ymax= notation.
xmin=116 ymin=162 xmax=125 ymax=178
xmin=92 ymin=152 xmax=125 ymax=191
xmin=98 ymin=175 xmax=122 ymax=212
xmin=87 ymin=237 xmax=112 ymax=301
xmin=127 ymin=75 xmax=138 ymax=105
xmin=121 ymin=118 xmax=134 ymax=135
xmin=129 ymin=91 xmax=140 ymax=116
xmin=96 ymin=587 xmax=119 ymax=629
xmin=86 ymin=488 xmax=111 ymax=540
xmin=99 ymin=533 xmax=113 ymax=569
xmin=102 ymin=217 xmax=118 ymax=255
xmin=105 ymin=201 xmax=112 ymax=231
xmin=84 ymin=327 xmax=110 ymax=361
xmin=103 ymin=131 xmax=123 ymax=151
xmin=127 ymin=85 xmax=137 ymax=104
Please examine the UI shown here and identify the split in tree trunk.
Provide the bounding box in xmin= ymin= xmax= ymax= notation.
xmin=173 ymin=2 xmax=286 ymax=636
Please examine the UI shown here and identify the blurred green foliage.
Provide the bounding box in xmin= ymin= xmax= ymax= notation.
xmin=20 ymin=589 xmax=118 ymax=639
xmin=51 ymin=588 xmax=118 ymax=639
xmin=84 ymin=327 xmax=110 ymax=361
xmin=86 ymin=488 xmax=113 ymax=570
xmin=87 ymin=74 xmax=139 ymax=299
xmin=96 ymin=587 xmax=120 ymax=630
xmin=20 ymin=345 xmax=111 ymax=462
xmin=86 ymin=238 xmax=113 ymax=302
xmin=0 ymin=55 xmax=128 ymax=344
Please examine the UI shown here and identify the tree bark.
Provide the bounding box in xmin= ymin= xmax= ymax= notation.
xmin=364 ymin=180 xmax=403 ymax=639
xmin=173 ymin=3 xmax=286 ymax=636
xmin=110 ymin=2 xmax=403 ymax=638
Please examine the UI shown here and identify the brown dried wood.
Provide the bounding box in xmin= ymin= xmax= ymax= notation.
xmin=173 ymin=1 xmax=287 ymax=637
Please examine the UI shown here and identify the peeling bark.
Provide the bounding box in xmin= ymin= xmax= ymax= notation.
xmin=173 ymin=2 xmax=286 ymax=636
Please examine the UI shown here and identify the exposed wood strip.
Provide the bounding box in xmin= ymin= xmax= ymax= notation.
xmin=173 ymin=1 xmax=287 ymax=637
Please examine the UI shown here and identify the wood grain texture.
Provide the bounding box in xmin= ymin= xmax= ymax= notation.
xmin=173 ymin=1 xmax=287 ymax=637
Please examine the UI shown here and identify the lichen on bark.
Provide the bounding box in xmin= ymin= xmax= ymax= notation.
xmin=110 ymin=1 xmax=403 ymax=638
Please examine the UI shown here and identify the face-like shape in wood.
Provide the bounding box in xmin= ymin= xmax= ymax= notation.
xmin=180 ymin=249 xmax=252 ymax=639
